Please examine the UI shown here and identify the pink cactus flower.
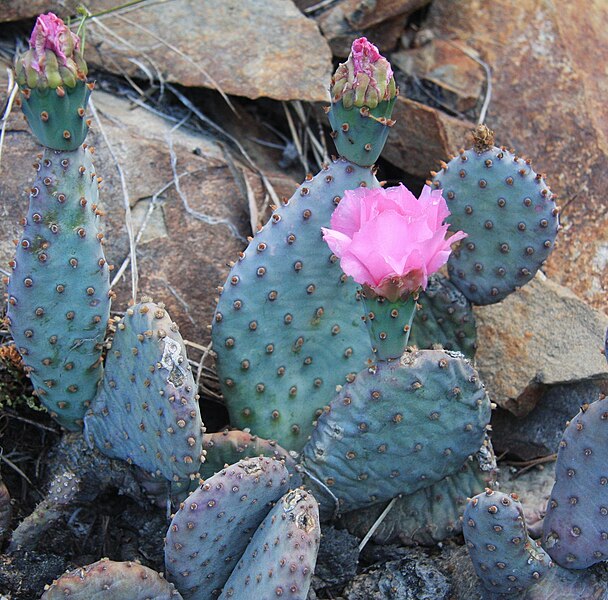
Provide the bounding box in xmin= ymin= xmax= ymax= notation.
xmin=29 ymin=12 xmax=80 ymax=72
xmin=322 ymin=184 xmax=466 ymax=301
xmin=351 ymin=37 xmax=393 ymax=88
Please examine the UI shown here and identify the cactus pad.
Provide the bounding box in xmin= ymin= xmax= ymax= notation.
xmin=463 ymin=489 xmax=553 ymax=595
xmin=300 ymin=348 xmax=491 ymax=515
xmin=213 ymin=158 xmax=377 ymax=451
xmin=432 ymin=131 xmax=559 ymax=305
xmin=218 ymin=489 xmax=320 ymax=600
xmin=7 ymin=146 xmax=110 ymax=430
xmin=41 ymin=558 xmax=182 ymax=599
xmin=542 ymin=395 xmax=608 ymax=569
xmin=84 ymin=300 xmax=204 ymax=486
xmin=410 ymin=274 xmax=477 ymax=357
xmin=165 ymin=457 xmax=291 ymax=599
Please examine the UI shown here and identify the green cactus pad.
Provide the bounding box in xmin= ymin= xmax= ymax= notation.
xmin=218 ymin=489 xmax=320 ymax=600
xmin=432 ymin=134 xmax=559 ymax=305
xmin=213 ymin=158 xmax=377 ymax=452
xmin=328 ymin=98 xmax=396 ymax=166
xmin=542 ymin=395 xmax=608 ymax=569
xmin=463 ymin=489 xmax=553 ymax=595
xmin=84 ymin=300 xmax=204 ymax=486
xmin=340 ymin=445 xmax=495 ymax=545
xmin=410 ymin=274 xmax=477 ymax=357
xmin=165 ymin=457 xmax=291 ymax=599
xmin=7 ymin=146 xmax=110 ymax=430
xmin=41 ymin=558 xmax=183 ymax=599
xmin=300 ymin=348 xmax=491 ymax=516
xmin=19 ymin=81 xmax=91 ymax=151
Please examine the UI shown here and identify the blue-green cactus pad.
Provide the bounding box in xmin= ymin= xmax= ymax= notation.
xmin=410 ymin=274 xmax=477 ymax=357
xmin=7 ymin=146 xmax=110 ymax=430
xmin=41 ymin=558 xmax=183 ymax=599
xmin=433 ymin=146 xmax=559 ymax=305
xmin=542 ymin=396 xmax=608 ymax=569
xmin=300 ymin=348 xmax=491 ymax=515
xmin=213 ymin=158 xmax=377 ymax=452
xmin=464 ymin=489 xmax=553 ymax=595
xmin=84 ymin=300 xmax=204 ymax=485
xmin=341 ymin=445 xmax=495 ymax=545
xmin=165 ymin=457 xmax=290 ymax=599
xmin=218 ymin=489 xmax=320 ymax=600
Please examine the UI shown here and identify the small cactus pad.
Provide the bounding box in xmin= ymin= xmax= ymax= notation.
xmin=200 ymin=430 xmax=301 ymax=484
xmin=84 ymin=300 xmax=204 ymax=485
xmin=7 ymin=146 xmax=110 ymax=430
xmin=463 ymin=489 xmax=553 ymax=595
xmin=218 ymin=489 xmax=320 ymax=600
xmin=19 ymin=81 xmax=92 ymax=151
xmin=542 ymin=395 xmax=608 ymax=569
xmin=410 ymin=274 xmax=477 ymax=357
xmin=341 ymin=444 xmax=495 ymax=545
xmin=165 ymin=457 xmax=291 ymax=599
xmin=432 ymin=127 xmax=559 ymax=305
xmin=41 ymin=558 xmax=183 ymax=599
xmin=300 ymin=348 xmax=491 ymax=515
xmin=213 ymin=158 xmax=377 ymax=452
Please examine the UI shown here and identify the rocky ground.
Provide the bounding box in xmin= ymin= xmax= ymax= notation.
xmin=0 ymin=1 xmax=607 ymax=598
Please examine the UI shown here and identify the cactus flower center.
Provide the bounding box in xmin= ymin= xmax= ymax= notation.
xmin=29 ymin=12 xmax=80 ymax=72
xmin=322 ymin=184 xmax=466 ymax=302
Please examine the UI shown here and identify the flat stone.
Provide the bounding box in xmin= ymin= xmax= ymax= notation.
xmin=316 ymin=0 xmax=428 ymax=56
xmin=425 ymin=0 xmax=608 ymax=313
xmin=474 ymin=273 xmax=608 ymax=416
xmin=0 ymin=68 xmax=295 ymax=346
xmin=492 ymin=381 xmax=608 ymax=460
xmin=382 ymin=96 xmax=475 ymax=179
xmin=83 ymin=0 xmax=332 ymax=102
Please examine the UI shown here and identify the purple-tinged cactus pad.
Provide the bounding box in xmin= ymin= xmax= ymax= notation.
xmin=218 ymin=489 xmax=320 ymax=600
xmin=165 ymin=457 xmax=291 ymax=599
xmin=7 ymin=146 xmax=111 ymax=430
xmin=300 ymin=348 xmax=491 ymax=515
xmin=542 ymin=395 xmax=608 ymax=569
xmin=84 ymin=300 xmax=204 ymax=486
xmin=41 ymin=558 xmax=182 ymax=599
xmin=463 ymin=489 xmax=553 ymax=595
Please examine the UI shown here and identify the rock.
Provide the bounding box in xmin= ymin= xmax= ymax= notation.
xmin=312 ymin=525 xmax=359 ymax=590
xmin=0 ymin=66 xmax=296 ymax=346
xmin=390 ymin=39 xmax=486 ymax=113
xmin=424 ymin=0 xmax=608 ymax=313
xmin=342 ymin=549 xmax=451 ymax=600
xmin=382 ymin=95 xmax=475 ymax=180
xmin=492 ymin=381 xmax=608 ymax=460
xmin=474 ymin=273 xmax=608 ymax=416
xmin=83 ymin=0 xmax=332 ymax=102
xmin=0 ymin=550 xmax=67 ymax=600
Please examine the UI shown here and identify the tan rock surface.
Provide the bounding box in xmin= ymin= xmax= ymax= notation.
xmin=424 ymin=0 xmax=608 ymax=313
xmin=474 ymin=274 xmax=608 ymax=416
xmin=82 ymin=0 xmax=332 ymax=102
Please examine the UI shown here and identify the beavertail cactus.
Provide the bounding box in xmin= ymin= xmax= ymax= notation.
xmin=328 ymin=37 xmax=397 ymax=165
xmin=165 ymin=457 xmax=291 ymax=599
xmin=84 ymin=300 xmax=204 ymax=487
xmin=15 ymin=13 xmax=91 ymax=150
xmin=431 ymin=125 xmax=559 ymax=305
xmin=542 ymin=394 xmax=608 ymax=568
xmin=41 ymin=558 xmax=182 ymax=599
xmin=300 ymin=348 xmax=491 ymax=516
xmin=463 ymin=489 xmax=553 ymax=595
xmin=219 ymin=489 xmax=320 ymax=600
xmin=6 ymin=146 xmax=110 ymax=430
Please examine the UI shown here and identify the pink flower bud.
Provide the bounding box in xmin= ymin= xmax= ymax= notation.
xmin=322 ymin=184 xmax=466 ymax=301
xmin=29 ymin=12 xmax=80 ymax=73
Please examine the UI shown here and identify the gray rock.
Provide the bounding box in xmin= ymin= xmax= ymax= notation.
xmin=83 ymin=0 xmax=332 ymax=102
xmin=475 ymin=273 xmax=608 ymax=416
xmin=313 ymin=525 xmax=359 ymax=590
xmin=492 ymin=381 xmax=608 ymax=460
xmin=342 ymin=548 xmax=451 ymax=600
